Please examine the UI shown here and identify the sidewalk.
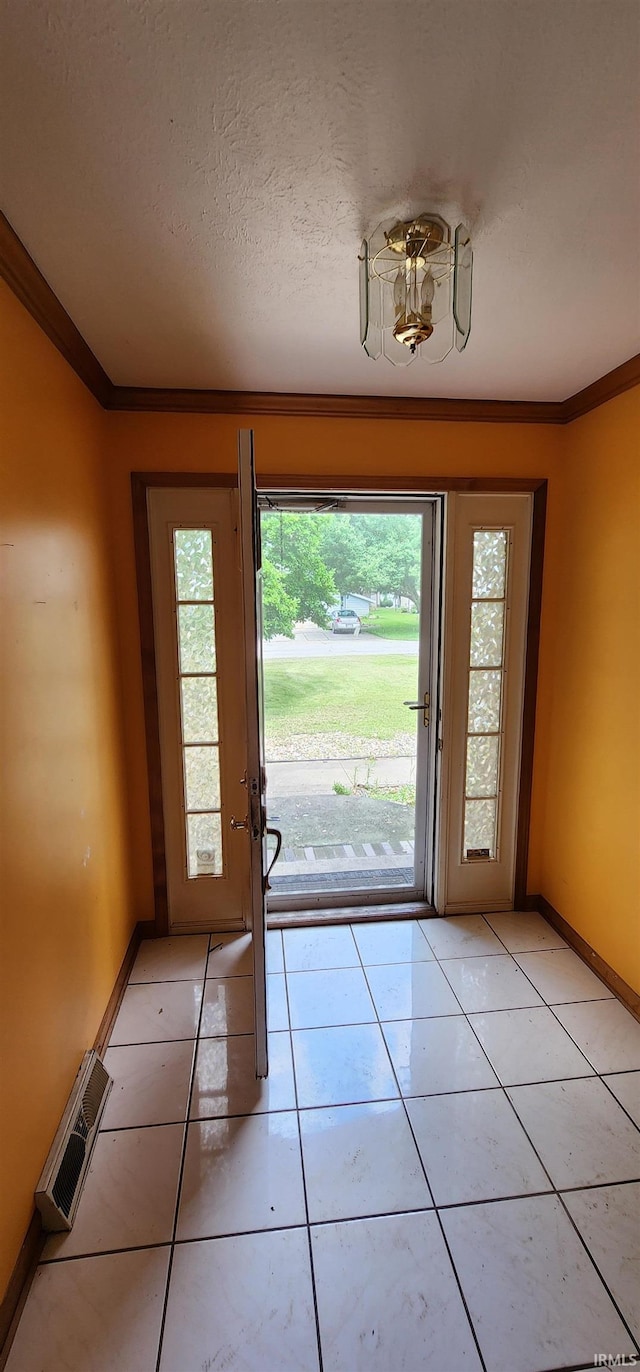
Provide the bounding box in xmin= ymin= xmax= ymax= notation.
xmin=267 ymin=754 xmax=415 ymax=798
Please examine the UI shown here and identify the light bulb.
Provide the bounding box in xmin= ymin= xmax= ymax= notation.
xmin=393 ymin=266 xmax=405 ymax=318
xmin=421 ymin=268 xmax=435 ymax=314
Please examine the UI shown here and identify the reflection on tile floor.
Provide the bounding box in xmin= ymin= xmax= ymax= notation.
xmin=7 ymin=914 xmax=640 ymax=1372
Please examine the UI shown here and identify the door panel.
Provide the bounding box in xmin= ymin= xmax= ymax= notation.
xmin=238 ymin=431 xmax=269 ymax=1077
xmin=438 ymin=493 xmax=532 ymax=912
xmin=148 ymin=486 xmax=250 ymax=931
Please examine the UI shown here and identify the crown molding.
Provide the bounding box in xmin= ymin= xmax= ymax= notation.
xmin=2 ymin=213 xmax=638 ymax=423
xmin=561 ymin=352 xmax=640 ymax=423
xmin=106 ymin=385 xmax=562 ymax=423
xmin=0 ymin=212 xmax=112 ymax=407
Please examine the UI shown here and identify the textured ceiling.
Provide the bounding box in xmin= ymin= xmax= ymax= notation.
xmin=1 ymin=0 xmax=639 ymax=399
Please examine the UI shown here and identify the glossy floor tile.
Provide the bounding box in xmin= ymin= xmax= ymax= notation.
xmin=102 ymin=1040 xmax=195 ymax=1129
xmin=190 ymin=1031 xmax=296 ymax=1117
xmin=507 ymin=1077 xmax=640 ymax=1187
xmin=352 ymin=918 xmax=434 ymax=965
xmin=10 ymin=915 xmax=640 ymax=1372
xmin=383 ymin=1015 xmax=499 ymax=1096
xmin=43 ymin=1124 xmax=184 ymax=1261
xmin=469 ymin=1005 xmax=594 ymax=1084
xmin=442 ymin=1194 xmax=635 ymax=1372
xmin=364 ymin=958 xmax=462 ymax=1020
xmin=420 ymin=913 xmax=505 ymax=958
xmin=300 ymin=1100 xmax=432 ymax=1222
xmin=562 ymin=1182 xmax=640 ymax=1341
xmin=406 ymin=1089 xmax=551 ymax=1205
xmin=604 ymin=1070 xmax=640 ymax=1126
xmin=286 ymin=966 xmax=376 ymax=1028
xmin=206 ymin=932 xmax=254 ymax=978
xmin=5 ymin=1247 xmax=171 ymax=1372
xmin=484 ymin=909 xmax=567 ymax=952
xmin=200 ymin=974 xmax=255 ymax=1037
xmin=159 ymin=1229 xmax=319 ymax=1372
xmin=176 ymin=1111 xmax=306 ymax=1239
xmin=311 ymin=1212 xmax=482 ymax=1371
xmin=109 ymin=979 xmax=203 ymax=1045
xmin=440 ymin=954 xmax=543 ymax=1012
xmin=553 ymin=997 xmax=640 ymax=1072
xmin=292 ymin=1022 xmax=399 ymax=1107
xmin=513 ymin=946 xmax=614 ymax=1003
xmin=267 ymin=970 xmax=289 ymax=1030
xmin=129 ymin=934 xmax=209 ymax=984
xmin=266 ymin=927 xmax=284 ymax=972
xmin=283 ymin=923 xmax=359 ymax=971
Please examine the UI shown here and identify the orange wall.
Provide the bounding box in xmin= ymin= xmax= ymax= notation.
xmin=0 ymin=284 xmax=135 ymax=1298
xmin=532 ymin=387 xmax=640 ymax=991
xmin=105 ymin=411 xmax=563 ymax=925
xmin=2 ymin=276 xmax=637 ymax=1296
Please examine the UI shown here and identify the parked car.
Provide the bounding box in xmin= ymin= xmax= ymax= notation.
xmin=331 ymin=609 xmax=361 ymax=635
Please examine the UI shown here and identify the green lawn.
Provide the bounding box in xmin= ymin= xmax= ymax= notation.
xmin=364 ymin=608 xmax=420 ymax=640
xmin=263 ymin=655 xmax=417 ymax=739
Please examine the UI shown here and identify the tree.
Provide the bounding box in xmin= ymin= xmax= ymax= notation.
xmin=260 ymin=512 xmax=336 ymax=637
xmin=261 ymin=558 xmax=298 ymax=639
xmin=360 ymin=514 xmax=422 ymax=608
xmin=320 ymin=515 xmax=372 ymax=597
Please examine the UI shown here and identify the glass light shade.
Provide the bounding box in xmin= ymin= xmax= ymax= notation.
xmin=360 ymin=213 xmax=472 ymax=366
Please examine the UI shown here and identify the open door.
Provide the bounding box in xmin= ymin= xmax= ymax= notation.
xmin=238 ymin=430 xmax=273 ymax=1078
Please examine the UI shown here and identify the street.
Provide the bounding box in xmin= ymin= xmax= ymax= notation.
xmin=263 ymin=622 xmax=418 ymax=659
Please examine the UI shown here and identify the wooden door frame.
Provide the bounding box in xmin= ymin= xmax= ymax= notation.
xmin=132 ymin=472 xmax=546 ymax=932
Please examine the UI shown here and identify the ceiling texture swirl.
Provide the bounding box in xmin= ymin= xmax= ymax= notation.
xmin=1 ymin=0 xmax=638 ymax=399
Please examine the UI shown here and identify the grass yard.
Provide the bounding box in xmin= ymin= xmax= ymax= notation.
xmin=364 ymin=608 xmax=420 ymax=640
xmin=263 ymin=655 xmax=417 ymax=740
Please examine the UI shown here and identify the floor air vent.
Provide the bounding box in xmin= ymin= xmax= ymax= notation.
xmin=36 ymin=1050 xmax=112 ymax=1232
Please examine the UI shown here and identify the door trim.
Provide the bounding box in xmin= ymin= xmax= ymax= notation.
xmin=132 ymin=473 xmax=546 ymax=931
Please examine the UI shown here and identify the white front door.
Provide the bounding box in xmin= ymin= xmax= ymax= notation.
xmin=237 ymin=430 xmax=270 ymax=1077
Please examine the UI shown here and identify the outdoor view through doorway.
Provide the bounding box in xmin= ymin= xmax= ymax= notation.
xmin=261 ymin=502 xmax=436 ymax=903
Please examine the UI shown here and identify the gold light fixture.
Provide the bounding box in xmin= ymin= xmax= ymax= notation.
xmin=360 ymin=212 xmax=472 ymax=365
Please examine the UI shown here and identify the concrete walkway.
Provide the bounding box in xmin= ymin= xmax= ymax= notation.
xmin=267 ymin=754 xmax=415 ymax=797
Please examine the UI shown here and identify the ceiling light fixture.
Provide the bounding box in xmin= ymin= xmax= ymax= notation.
xmin=359 ymin=213 xmax=472 ymax=365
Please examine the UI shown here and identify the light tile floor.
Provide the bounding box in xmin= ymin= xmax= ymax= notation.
xmin=6 ymin=915 xmax=640 ymax=1372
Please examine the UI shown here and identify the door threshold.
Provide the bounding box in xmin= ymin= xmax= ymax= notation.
xmin=267 ymin=901 xmax=434 ymax=929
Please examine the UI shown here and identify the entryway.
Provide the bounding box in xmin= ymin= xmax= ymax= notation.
xmin=141 ymin=434 xmax=541 ymax=1076
xmin=258 ymin=498 xmax=440 ymax=910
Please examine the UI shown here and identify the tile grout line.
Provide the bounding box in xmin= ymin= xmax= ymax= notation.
xmin=350 ymin=924 xmax=489 ymax=1372
xmin=281 ymin=931 xmax=325 ymax=1372
xmin=153 ymin=938 xmax=211 ymax=1372
xmin=353 ymin=918 xmax=640 ymax=1365
xmin=425 ymin=924 xmax=640 ymax=1358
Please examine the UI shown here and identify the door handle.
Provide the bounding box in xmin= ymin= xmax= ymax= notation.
xmin=264 ymin=827 xmax=283 ymax=890
xmin=403 ymin=693 xmax=430 ymax=726
xmin=230 ymin=815 xmax=249 ymax=831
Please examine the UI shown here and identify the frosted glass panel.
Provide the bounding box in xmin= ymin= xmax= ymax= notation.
xmin=466 ymin=735 xmax=499 ymax=798
xmin=184 ymin=746 xmax=221 ymax=811
xmin=181 ymin=678 xmax=218 ymax=743
xmin=464 ymin=799 xmax=497 ymax=857
xmin=468 ymin=670 xmax=502 ymax=732
xmin=187 ymin=813 xmax=222 ymax=877
xmin=175 ymin=529 xmax=214 ymax=601
xmin=178 ymin=604 xmax=216 ymax=673
xmin=472 ymin=531 xmax=507 ymax=599
xmin=470 ymin=601 xmax=504 ymax=667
